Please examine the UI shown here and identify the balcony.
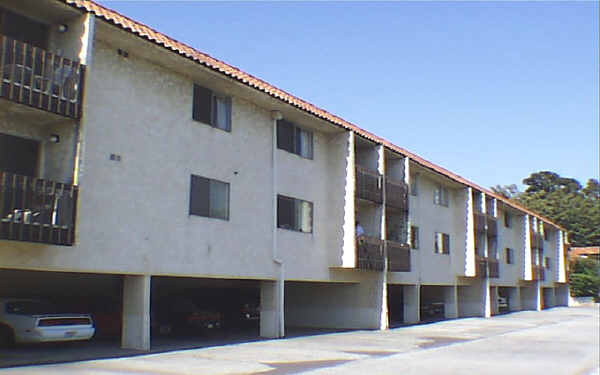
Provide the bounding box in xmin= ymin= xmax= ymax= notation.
xmin=530 ymin=231 xmax=542 ymax=249
xmin=532 ymin=266 xmax=545 ymax=281
xmin=386 ymin=240 xmax=410 ymax=272
xmin=356 ymin=236 xmax=384 ymax=271
xmin=476 ymin=255 xmax=487 ymax=278
xmin=0 ymin=35 xmax=85 ymax=119
xmin=488 ymin=258 xmax=499 ymax=278
xmin=0 ymin=171 xmax=78 ymax=246
xmin=486 ymin=216 xmax=498 ymax=237
xmin=474 ymin=212 xmax=486 ymax=233
xmin=385 ymin=178 xmax=408 ymax=211
xmin=355 ymin=166 xmax=382 ymax=204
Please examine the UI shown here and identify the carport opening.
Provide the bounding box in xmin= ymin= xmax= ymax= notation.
xmin=387 ymin=284 xmax=404 ymax=327
xmin=420 ymin=286 xmax=445 ymax=322
xmin=150 ymin=276 xmax=261 ymax=347
xmin=496 ymin=287 xmax=511 ymax=315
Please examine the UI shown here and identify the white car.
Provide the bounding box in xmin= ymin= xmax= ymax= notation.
xmin=0 ymin=298 xmax=95 ymax=346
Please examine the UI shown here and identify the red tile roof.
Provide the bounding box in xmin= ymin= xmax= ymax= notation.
xmin=569 ymin=247 xmax=600 ymax=259
xmin=59 ymin=0 xmax=564 ymax=230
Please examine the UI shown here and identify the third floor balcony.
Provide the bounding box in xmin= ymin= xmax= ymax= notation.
xmin=355 ymin=165 xmax=382 ymax=204
xmin=385 ymin=178 xmax=408 ymax=211
xmin=1 ymin=34 xmax=85 ymax=119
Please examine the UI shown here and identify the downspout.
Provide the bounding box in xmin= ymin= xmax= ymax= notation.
xmin=271 ymin=111 xmax=284 ymax=337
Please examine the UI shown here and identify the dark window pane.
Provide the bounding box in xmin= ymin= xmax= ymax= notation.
xmin=0 ymin=133 xmax=39 ymax=176
xmin=277 ymin=195 xmax=295 ymax=229
xmin=189 ymin=175 xmax=209 ymax=217
xmin=192 ymin=84 xmax=212 ymax=124
xmin=443 ymin=234 xmax=450 ymax=254
xmin=213 ymin=95 xmax=231 ymax=132
xmin=277 ymin=120 xmax=294 ymax=153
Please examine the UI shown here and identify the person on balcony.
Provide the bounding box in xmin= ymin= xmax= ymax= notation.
xmin=356 ymin=221 xmax=365 ymax=238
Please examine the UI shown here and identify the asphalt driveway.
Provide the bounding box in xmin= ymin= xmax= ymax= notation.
xmin=1 ymin=305 xmax=598 ymax=375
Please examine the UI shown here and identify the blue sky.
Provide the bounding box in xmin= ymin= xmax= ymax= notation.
xmin=96 ymin=1 xmax=599 ymax=190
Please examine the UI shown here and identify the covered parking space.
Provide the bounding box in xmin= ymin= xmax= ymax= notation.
xmin=149 ymin=276 xmax=262 ymax=346
xmin=0 ymin=269 xmax=273 ymax=368
xmin=420 ymin=285 xmax=458 ymax=322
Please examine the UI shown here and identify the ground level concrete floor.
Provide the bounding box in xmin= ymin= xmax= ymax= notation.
xmin=1 ymin=305 xmax=597 ymax=374
xmin=0 ymin=268 xmax=570 ymax=353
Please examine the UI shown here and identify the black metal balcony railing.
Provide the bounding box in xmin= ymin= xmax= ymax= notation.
xmin=0 ymin=171 xmax=78 ymax=246
xmin=532 ymin=265 xmax=545 ymax=281
xmin=488 ymin=258 xmax=499 ymax=278
xmin=486 ymin=215 xmax=498 ymax=237
xmin=530 ymin=231 xmax=543 ymax=249
xmin=355 ymin=166 xmax=382 ymax=204
xmin=476 ymin=255 xmax=487 ymax=278
xmin=474 ymin=212 xmax=486 ymax=233
xmin=385 ymin=178 xmax=408 ymax=211
xmin=356 ymin=236 xmax=384 ymax=271
xmin=386 ymin=240 xmax=410 ymax=272
xmin=0 ymin=34 xmax=85 ymax=119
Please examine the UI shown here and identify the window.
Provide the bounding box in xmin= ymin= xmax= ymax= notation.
xmin=277 ymin=195 xmax=313 ymax=233
xmin=192 ymin=84 xmax=232 ymax=131
xmin=433 ymin=184 xmax=449 ymax=207
xmin=410 ymin=174 xmax=418 ymax=196
xmin=189 ymin=175 xmax=230 ymax=220
xmin=505 ymin=248 xmax=514 ymax=264
xmin=544 ymin=257 xmax=551 ymax=269
xmin=434 ymin=232 xmax=450 ymax=254
xmin=277 ymin=120 xmax=313 ymax=159
xmin=410 ymin=226 xmax=419 ymax=249
xmin=504 ymin=212 xmax=512 ymax=228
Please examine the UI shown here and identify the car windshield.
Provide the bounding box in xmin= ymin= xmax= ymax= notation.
xmin=5 ymin=301 xmax=58 ymax=315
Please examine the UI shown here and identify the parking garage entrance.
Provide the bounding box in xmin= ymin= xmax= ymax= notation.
xmin=387 ymin=284 xmax=404 ymax=327
xmin=420 ymin=286 xmax=446 ymax=322
xmin=150 ymin=276 xmax=262 ymax=347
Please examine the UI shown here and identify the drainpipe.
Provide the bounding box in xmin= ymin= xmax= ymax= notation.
xmin=271 ymin=110 xmax=284 ymax=337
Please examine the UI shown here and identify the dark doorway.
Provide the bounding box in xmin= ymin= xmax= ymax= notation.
xmin=387 ymin=284 xmax=404 ymax=327
xmin=0 ymin=133 xmax=39 ymax=176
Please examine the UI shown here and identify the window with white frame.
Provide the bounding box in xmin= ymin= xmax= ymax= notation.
xmin=189 ymin=175 xmax=230 ymax=220
xmin=192 ymin=84 xmax=232 ymax=132
xmin=277 ymin=195 xmax=313 ymax=233
xmin=433 ymin=184 xmax=449 ymax=207
xmin=277 ymin=119 xmax=313 ymax=159
xmin=434 ymin=232 xmax=450 ymax=254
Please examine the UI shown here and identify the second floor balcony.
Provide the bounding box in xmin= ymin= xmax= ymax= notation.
xmin=386 ymin=240 xmax=410 ymax=272
xmin=1 ymin=34 xmax=85 ymax=120
xmin=355 ymin=166 xmax=382 ymax=204
xmin=1 ymin=171 xmax=78 ymax=246
xmin=532 ymin=265 xmax=545 ymax=281
xmin=356 ymin=236 xmax=384 ymax=271
xmin=475 ymin=255 xmax=499 ymax=279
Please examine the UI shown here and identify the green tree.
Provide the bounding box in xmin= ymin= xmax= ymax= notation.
xmin=493 ymin=172 xmax=600 ymax=247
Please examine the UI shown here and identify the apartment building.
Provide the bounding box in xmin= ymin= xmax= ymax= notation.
xmin=0 ymin=0 xmax=569 ymax=352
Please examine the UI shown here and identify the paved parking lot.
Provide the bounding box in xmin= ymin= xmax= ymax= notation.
xmin=1 ymin=305 xmax=598 ymax=375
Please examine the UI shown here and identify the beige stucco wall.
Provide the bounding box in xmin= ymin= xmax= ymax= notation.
xmin=495 ymin=206 xmax=525 ymax=286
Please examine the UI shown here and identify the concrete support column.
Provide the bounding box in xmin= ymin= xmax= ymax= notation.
xmin=121 ymin=275 xmax=151 ymax=351
xmin=444 ymin=285 xmax=458 ymax=319
xmin=403 ymin=284 xmax=420 ymax=324
xmin=260 ymin=279 xmax=284 ymax=338
xmin=509 ymin=287 xmax=522 ymax=312
xmin=490 ymin=286 xmax=499 ymax=315
xmin=482 ymin=278 xmax=492 ymax=318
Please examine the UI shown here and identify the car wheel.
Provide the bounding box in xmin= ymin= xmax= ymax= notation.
xmin=0 ymin=325 xmax=15 ymax=348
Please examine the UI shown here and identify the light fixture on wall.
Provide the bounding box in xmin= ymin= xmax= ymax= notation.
xmin=271 ymin=110 xmax=283 ymax=121
xmin=57 ymin=24 xmax=68 ymax=33
xmin=49 ymin=134 xmax=60 ymax=143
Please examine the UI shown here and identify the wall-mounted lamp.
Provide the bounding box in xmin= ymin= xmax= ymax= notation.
xmin=117 ymin=49 xmax=129 ymax=58
xmin=49 ymin=134 xmax=60 ymax=143
xmin=271 ymin=110 xmax=283 ymax=121
xmin=57 ymin=24 xmax=68 ymax=33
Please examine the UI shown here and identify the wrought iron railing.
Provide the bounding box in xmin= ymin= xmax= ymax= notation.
xmin=0 ymin=171 xmax=78 ymax=245
xmin=385 ymin=178 xmax=408 ymax=211
xmin=355 ymin=166 xmax=382 ymax=204
xmin=356 ymin=236 xmax=384 ymax=271
xmin=0 ymin=34 xmax=85 ymax=119
xmin=386 ymin=240 xmax=410 ymax=272
xmin=488 ymin=258 xmax=499 ymax=278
